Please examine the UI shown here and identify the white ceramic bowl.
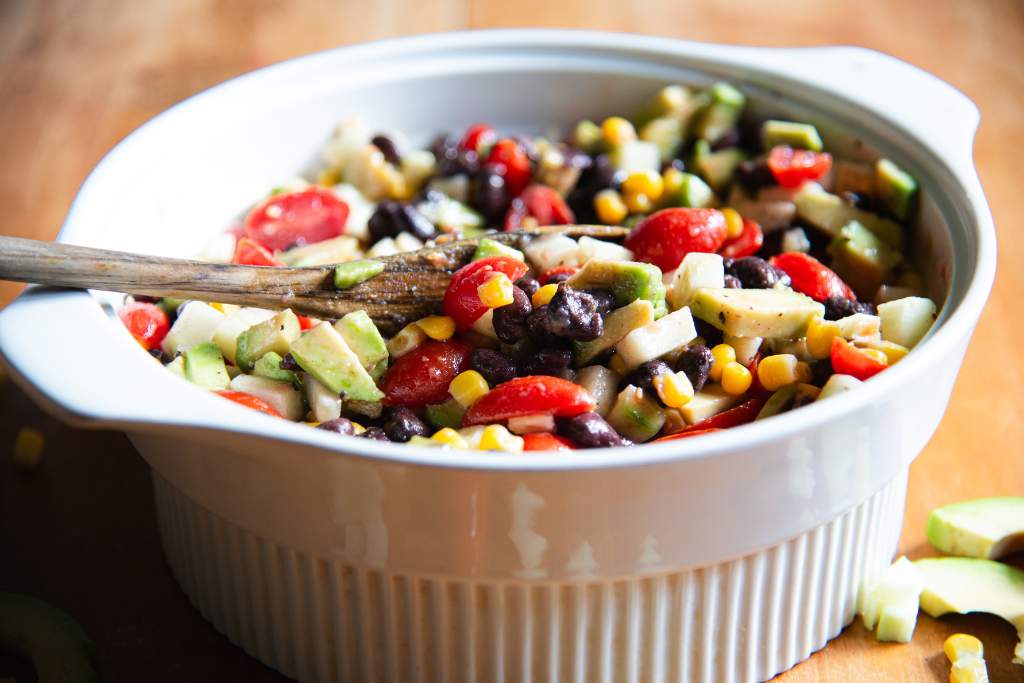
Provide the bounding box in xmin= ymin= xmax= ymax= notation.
xmin=0 ymin=31 xmax=994 ymax=683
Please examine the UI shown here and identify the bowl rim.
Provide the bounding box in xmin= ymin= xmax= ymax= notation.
xmin=5 ymin=29 xmax=996 ymax=472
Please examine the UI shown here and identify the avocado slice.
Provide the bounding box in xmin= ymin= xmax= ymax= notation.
xmin=333 ymin=259 xmax=385 ymax=290
xmin=669 ymin=172 xmax=715 ymax=209
xmin=827 ymin=220 xmax=902 ymax=296
xmin=639 ymin=116 xmax=684 ymax=163
xmin=472 ymin=238 xmax=525 ymax=262
xmin=0 ymin=592 xmax=98 ymax=683
xmin=425 ymin=398 xmax=467 ymax=430
xmin=253 ymin=351 xmax=297 ymax=384
xmin=914 ymin=558 xmax=1024 ymax=664
xmin=573 ymin=299 xmax=656 ymax=366
xmin=334 ymin=311 xmax=389 ymax=373
xmin=927 ymin=497 xmax=1024 ymax=560
xmin=289 ymin=322 xmax=384 ymax=402
xmin=794 ymin=185 xmax=904 ymax=248
xmin=691 ymin=139 xmax=746 ymax=194
xmin=606 ymin=385 xmax=666 ymax=442
xmin=690 ymin=82 xmax=745 ymax=143
xmin=690 ymin=287 xmax=825 ymax=339
xmin=235 ymin=309 xmax=301 ymax=372
xmin=859 ymin=556 xmax=923 ymax=643
xmin=212 ymin=307 xmax=276 ymax=364
xmin=761 ymin=120 xmax=824 ymax=152
xmin=183 ymin=342 xmax=231 ymax=391
xmin=565 ymin=259 xmax=666 ymax=314
xmin=875 ymin=158 xmax=919 ymax=221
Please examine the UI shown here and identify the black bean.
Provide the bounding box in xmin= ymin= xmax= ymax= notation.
xmin=567 ymin=154 xmax=623 ymax=222
xmin=724 ymin=274 xmax=742 ymax=289
xmin=710 ymin=128 xmax=742 ymax=151
xmin=368 ymin=200 xmax=404 ymax=242
xmin=693 ymin=318 xmax=723 ymax=348
xmin=148 ymin=348 xmax=163 ymax=360
xmin=492 ymin=286 xmax=532 ymax=344
xmin=316 ymin=418 xmax=355 ymax=435
xmin=623 ymin=360 xmax=672 ymax=396
xmin=677 ymin=345 xmax=713 ymax=392
xmin=587 ymin=289 xmax=618 ymax=316
xmin=501 ymin=338 xmax=538 ymax=362
xmin=735 ymin=159 xmax=777 ymax=194
xmin=382 ymin=406 xmax=429 ymax=443
xmin=726 ymin=256 xmax=783 ymax=289
xmin=279 ymin=353 xmax=301 ymax=371
xmin=371 ymin=134 xmax=402 ymax=166
xmin=545 ymin=272 xmax=574 ymax=284
xmin=399 ymin=203 xmax=437 ymax=241
xmin=357 ymin=426 xmax=390 ymax=441
xmin=471 ymin=348 xmax=518 ymax=386
xmin=514 ymin=277 xmax=540 ymax=298
xmin=809 ymin=359 xmax=834 ymax=387
xmin=470 ymin=163 xmax=510 ymax=223
xmin=824 ymin=296 xmax=876 ymax=321
xmin=431 ymin=134 xmax=481 ymax=178
xmin=541 ymin=284 xmax=603 ymax=341
xmin=557 ymin=412 xmax=632 ymax=448
xmin=519 ymin=347 xmax=574 ymax=381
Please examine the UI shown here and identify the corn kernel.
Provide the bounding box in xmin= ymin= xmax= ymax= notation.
xmin=622 ymin=170 xmax=665 ymax=203
xmin=478 ymin=424 xmax=525 ymax=453
xmin=416 ymin=315 xmax=456 ymax=340
xmin=623 ymin=190 xmax=652 ymax=215
xmin=209 ymin=302 xmax=225 ymax=313
xmin=709 ymin=344 xmax=737 ymax=382
xmin=944 ymin=633 xmax=988 ymax=683
xmin=866 ymin=340 xmax=910 ymax=364
xmin=806 ymin=316 xmax=842 ymax=359
xmin=757 ymin=354 xmax=801 ymax=391
xmin=662 ymin=166 xmax=685 ymax=197
xmin=449 ymin=370 xmax=490 ymax=408
xmin=387 ymin=323 xmax=427 ymax=358
xmin=608 ymin=353 xmax=628 ymax=376
xmin=601 ymin=116 xmax=637 ymax=147
xmin=432 ymin=427 xmax=468 ymax=449
xmin=860 ymin=348 xmax=890 ymax=366
xmin=722 ymin=207 xmax=744 ymax=240
xmin=13 ymin=426 xmax=44 ymax=472
xmin=721 ymin=361 xmax=753 ymax=395
xmin=316 ymin=168 xmax=340 ymax=187
xmin=654 ymin=371 xmax=695 ymax=408
xmin=350 ymin=421 xmax=365 ymax=434
xmin=477 ymin=273 xmax=514 ymax=308
xmin=594 ymin=188 xmax=629 ymax=225
xmin=532 ymin=283 xmax=559 ymax=307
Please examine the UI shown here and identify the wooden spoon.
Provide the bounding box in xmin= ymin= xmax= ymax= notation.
xmin=0 ymin=225 xmax=628 ymax=335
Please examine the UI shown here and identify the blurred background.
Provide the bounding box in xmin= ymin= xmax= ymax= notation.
xmin=1 ymin=1 xmax=1022 ymax=681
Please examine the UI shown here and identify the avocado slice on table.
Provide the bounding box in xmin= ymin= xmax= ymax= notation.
xmin=859 ymin=556 xmax=923 ymax=643
xmin=0 ymin=592 xmax=98 ymax=683
xmin=289 ymin=322 xmax=384 ymax=402
xmin=182 ymin=342 xmax=231 ymax=391
xmin=927 ymin=497 xmax=1024 ymax=560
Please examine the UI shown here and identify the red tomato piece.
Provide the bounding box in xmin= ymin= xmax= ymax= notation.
xmin=522 ymin=432 xmax=578 ymax=452
xmin=830 ymin=337 xmax=888 ymax=381
xmin=381 ymin=339 xmax=474 ymax=407
xmin=487 ymin=139 xmax=532 ymax=197
xmin=745 ymin=353 xmax=773 ymax=401
xmin=683 ymin=398 xmax=765 ymax=432
xmin=719 ymin=218 xmax=764 ymax=259
xmin=767 ymin=145 xmax=833 ymax=189
xmin=243 ymin=187 xmax=349 ymax=252
xmin=460 ymin=123 xmax=497 ymax=154
xmin=214 ymin=390 xmax=283 ymax=418
xmin=653 ymin=427 xmax=723 ymax=443
xmin=296 ymin=315 xmax=318 ymax=331
xmin=770 ymin=252 xmax=856 ymax=302
xmin=463 ymin=376 xmax=596 ymax=427
xmin=233 ymin=237 xmax=284 ymax=266
xmin=503 ymin=185 xmax=576 ymax=231
xmin=442 ymin=256 xmax=530 ymax=330
xmin=624 ymin=208 xmax=728 ymax=271
xmin=118 ymin=302 xmax=170 ymax=351
xmin=538 ymin=264 xmax=580 ymax=285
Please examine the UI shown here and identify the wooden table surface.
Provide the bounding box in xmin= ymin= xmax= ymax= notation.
xmin=2 ymin=1 xmax=1022 ymax=681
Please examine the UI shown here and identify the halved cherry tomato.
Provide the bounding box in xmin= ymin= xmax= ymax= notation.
xmin=522 ymin=432 xmax=577 ymax=452
xmin=442 ymin=256 xmax=530 ymax=330
xmin=504 ymin=185 xmax=575 ymax=230
xmin=381 ymin=339 xmax=473 ymax=407
xmin=296 ymin=315 xmax=318 ymax=331
xmin=243 ymin=187 xmax=349 ymax=252
xmin=770 ymin=252 xmax=856 ymax=302
xmin=460 ymin=123 xmax=497 ymax=154
xmin=538 ymin=264 xmax=579 ymax=285
xmin=487 ymin=139 xmax=532 ymax=197
xmin=463 ymin=376 xmax=596 ymax=427
xmin=233 ymin=237 xmax=284 ymax=266
xmin=683 ymin=397 xmax=765 ymax=432
xmin=830 ymin=337 xmax=887 ymax=380
xmin=767 ymin=145 xmax=833 ymax=189
xmin=118 ymin=301 xmax=170 ymax=351
xmin=624 ymin=208 xmax=727 ymax=271
xmin=653 ymin=427 xmax=723 ymax=443
xmin=719 ymin=218 xmax=764 ymax=259
xmin=214 ymin=390 xmax=283 ymax=418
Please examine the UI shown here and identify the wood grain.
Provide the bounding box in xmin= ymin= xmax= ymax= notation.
xmin=1 ymin=1 xmax=1023 ymax=681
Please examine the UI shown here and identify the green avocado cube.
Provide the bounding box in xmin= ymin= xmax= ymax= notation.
xmin=289 ymin=322 xmax=384 ymax=402
xmin=235 ymin=309 xmax=301 ymax=372
xmin=692 ymin=139 xmax=747 ymax=194
xmin=639 ymin=116 xmax=684 ymax=163
xmin=607 ymin=385 xmax=666 ymax=442
xmin=827 ymin=220 xmax=902 ymax=296
xmin=253 ymin=351 xmax=297 ymax=384
xmin=565 ymin=259 xmax=666 ymax=314
xmin=875 ymin=158 xmax=919 ymax=221
xmin=761 ymin=120 xmax=824 ymax=152
xmin=690 ymin=287 xmax=824 ymax=339
xmin=690 ymin=82 xmax=745 ymax=143
xmin=633 ymin=84 xmax=694 ymax=127
xmin=183 ymin=342 xmax=230 ymax=391
xmin=424 ymin=398 xmax=467 ymax=430
xmin=794 ymin=186 xmax=904 ymax=248
xmin=672 ymin=172 xmax=715 ymax=209
xmin=573 ymin=299 xmax=656 ymax=366
xmin=471 ymin=238 xmax=525 ymax=262
xmin=334 ymin=311 xmax=388 ymax=373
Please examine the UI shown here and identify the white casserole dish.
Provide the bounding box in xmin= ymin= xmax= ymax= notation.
xmin=0 ymin=30 xmax=994 ymax=683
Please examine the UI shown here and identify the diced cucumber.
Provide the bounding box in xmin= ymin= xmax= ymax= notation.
xmin=827 ymin=221 xmax=901 ymax=296
xmin=756 ymin=385 xmax=798 ymax=420
xmin=616 ymin=306 xmax=697 ymax=370
xmin=607 ymin=385 xmax=666 ymax=442
xmin=523 ymin=233 xmax=580 ymax=273
xmin=877 ymin=296 xmax=937 ymax=348
xmin=424 ymin=398 xmax=466 ymax=430
xmin=165 ymin=355 xmax=185 ymax=378
xmin=303 ymin=373 xmax=342 ymax=423
xmin=330 ymin=183 xmax=374 ymax=241
xmin=574 ymin=365 xmax=619 ymax=417
xmin=679 ymin=385 xmax=741 ymax=424
xmin=692 ymin=139 xmax=746 ymax=194
xmin=573 ymin=299 xmax=656 ymax=366
xmin=608 ymin=140 xmax=661 ymax=174
xmin=417 ymin=188 xmax=484 ymax=232
xmin=229 ymin=374 xmax=305 ymax=421
xmin=160 ymin=302 xmax=224 ymax=356
xmin=817 ymin=374 xmax=862 ymax=400
xmin=235 ymin=309 xmax=301 ymax=372
xmin=668 ymin=252 xmax=724 ymax=311
xmin=672 ymin=172 xmax=715 ymax=209
xmin=723 ymin=334 xmax=762 ymax=365
xmin=634 ymin=84 xmax=694 ymax=127
xmin=875 ymin=159 xmax=919 ymax=221
xmin=577 ymin=236 xmax=633 ymax=263
xmin=639 ymin=116 xmax=684 ymax=163
xmin=761 ymin=120 xmax=824 ymax=152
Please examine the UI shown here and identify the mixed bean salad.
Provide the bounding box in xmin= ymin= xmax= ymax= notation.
xmin=119 ymin=82 xmax=938 ymax=452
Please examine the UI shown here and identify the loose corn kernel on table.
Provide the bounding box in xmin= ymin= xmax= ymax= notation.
xmin=2 ymin=0 xmax=1024 ymax=681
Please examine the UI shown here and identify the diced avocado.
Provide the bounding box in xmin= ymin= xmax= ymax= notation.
xmin=875 ymin=158 xmax=919 ymax=221
xmin=761 ymin=120 xmax=824 ymax=152
xmin=690 ymin=287 xmax=825 ymax=339
xmin=794 ymin=185 xmax=904 ymax=248
xmin=609 ymin=139 xmax=661 ymax=174
xmin=914 ymin=558 xmax=1024 ymax=663
xmin=756 ymin=385 xmax=798 ymax=420
xmin=369 ymin=358 xmax=388 ymax=381
xmin=0 ymin=592 xmax=98 ymax=683
xmin=235 ymin=309 xmax=301 ymax=371
xmin=859 ymin=556 xmax=923 ymax=643
xmin=425 ymin=398 xmax=467 ymax=430
xmin=573 ymin=299 xmax=656 ymax=366
xmin=639 ymin=116 xmax=684 ymax=163
xmin=416 ymin=191 xmax=484 ymax=235
xmin=574 ymin=365 xmax=619 ymax=417
xmin=926 ymin=497 xmax=1024 ymax=560
xmin=289 ymin=322 xmax=384 ymax=401
xmin=616 ymin=307 xmax=698 ymax=370
xmin=670 ymin=172 xmax=715 ymax=209
xmin=303 ymin=373 xmax=341 ymax=423
xmin=472 ymin=238 xmax=525 ymax=262
xmin=634 ymin=84 xmax=694 ymax=127
xmin=183 ymin=342 xmax=231 ymax=391
xmin=692 ymin=139 xmax=747 ymax=194
xmin=606 ymin=385 xmax=666 ymax=442
xmin=827 ymin=220 xmax=902 ymax=296
xmin=212 ymin=307 xmax=276 ymax=364
xmin=566 ymin=259 xmax=666 ymax=313
xmin=280 ymin=235 xmax=361 ymax=267
xmin=877 ymin=296 xmax=937 ymax=348
xmin=229 ymin=374 xmax=305 ymax=420
xmin=668 ymin=252 xmax=724 ymax=310
xmin=690 ymin=82 xmax=745 ymax=143
xmin=572 ymin=119 xmax=602 ymax=152
xmin=253 ymin=351 xmax=297 ymax=384
xmin=157 ymin=297 xmax=185 ymax=316
xmin=333 ymin=259 xmax=385 ymax=290
xmin=334 ymin=311 xmax=388 ymax=373
xmin=679 ymin=384 xmax=740 ymax=424
xmin=165 ymin=355 xmax=185 ymax=378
